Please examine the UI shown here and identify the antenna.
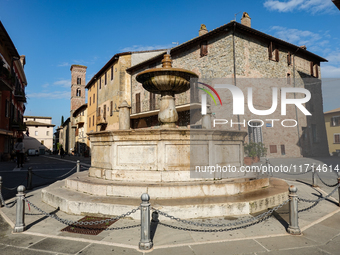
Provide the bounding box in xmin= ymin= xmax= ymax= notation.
xmin=172 ymin=42 xmax=179 ymax=46
xmin=234 ymin=11 xmax=242 ymax=21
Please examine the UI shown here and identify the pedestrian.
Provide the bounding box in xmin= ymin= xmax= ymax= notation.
xmin=60 ymin=146 xmax=65 ymax=158
xmin=14 ymin=138 xmax=25 ymax=168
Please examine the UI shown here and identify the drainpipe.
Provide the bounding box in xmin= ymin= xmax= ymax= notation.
xmin=293 ymin=48 xmax=301 ymax=152
xmin=232 ymin=22 xmax=241 ymax=131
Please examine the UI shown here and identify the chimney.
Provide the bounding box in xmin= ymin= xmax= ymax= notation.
xmin=199 ymin=24 xmax=208 ymax=36
xmin=300 ymin=45 xmax=307 ymax=50
xmin=20 ymin=55 xmax=26 ymax=68
xmin=241 ymin=12 xmax=251 ymax=27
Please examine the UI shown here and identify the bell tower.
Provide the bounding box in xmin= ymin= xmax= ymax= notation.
xmin=70 ymin=65 xmax=87 ymax=115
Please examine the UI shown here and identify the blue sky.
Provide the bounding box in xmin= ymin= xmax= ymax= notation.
xmin=1 ymin=0 xmax=339 ymax=130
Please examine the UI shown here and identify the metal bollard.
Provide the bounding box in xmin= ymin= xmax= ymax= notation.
xmin=139 ymin=193 xmax=153 ymax=250
xmin=27 ymin=167 xmax=33 ymax=190
xmin=0 ymin=176 xmax=3 ymax=207
xmin=287 ymin=185 xmax=301 ymax=235
xmin=14 ymin=185 xmax=26 ymax=233
xmin=312 ymin=163 xmax=318 ymax=187
xmin=338 ymin=178 xmax=340 ymax=207
xmin=76 ymin=160 xmax=80 ymax=173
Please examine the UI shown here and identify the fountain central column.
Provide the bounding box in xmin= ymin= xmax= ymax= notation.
xmin=136 ymin=53 xmax=198 ymax=128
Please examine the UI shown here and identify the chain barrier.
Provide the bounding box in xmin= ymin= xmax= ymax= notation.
xmin=152 ymin=198 xmax=289 ymax=229
xmin=299 ymin=183 xmax=340 ymax=203
xmin=0 ymin=192 xmax=16 ymax=208
xmin=31 ymin=166 xmax=76 ymax=180
xmin=24 ymin=198 xmax=140 ymax=227
xmin=2 ymin=177 xmax=26 ymax=191
xmin=158 ymin=215 xmax=271 ymax=232
xmin=314 ymin=171 xmax=339 ymax=187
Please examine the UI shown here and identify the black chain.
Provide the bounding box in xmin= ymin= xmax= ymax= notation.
xmin=0 ymin=192 xmax=17 ymax=208
xmin=315 ymin=171 xmax=339 ymax=187
xmin=153 ymin=199 xmax=289 ymax=228
xmin=299 ymin=183 xmax=340 ymax=203
xmin=158 ymin=215 xmax=271 ymax=232
xmin=32 ymin=166 xmax=76 ymax=180
xmin=24 ymin=198 xmax=140 ymax=227
xmin=2 ymin=176 xmax=26 ymax=190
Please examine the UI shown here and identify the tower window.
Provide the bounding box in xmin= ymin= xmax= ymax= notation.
xmin=111 ymin=66 xmax=114 ymax=80
xmin=77 ymin=77 xmax=81 ymax=84
xmin=76 ymin=88 xmax=81 ymax=97
xmin=105 ymin=72 xmax=107 ymax=85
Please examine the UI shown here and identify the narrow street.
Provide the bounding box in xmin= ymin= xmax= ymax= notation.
xmin=0 ymin=155 xmax=91 ymax=200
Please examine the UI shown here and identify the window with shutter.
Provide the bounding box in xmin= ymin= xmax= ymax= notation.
xmin=136 ymin=93 xmax=141 ymax=113
xmin=110 ymin=101 xmax=113 ymax=116
xmin=334 ymin=134 xmax=340 ymax=144
xmin=287 ymin=52 xmax=291 ymax=65
xmin=275 ymin=48 xmax=279 ymax=62
xmin=103 ymin=105 xmax=106 ymax=120
xmin=190 ymin=80 xmax=199 ymax=103
xmin=150 ymin=93 xmax=155 ymax=111
xmin=270 ymin=145 xmax=277 ymax=153
xmin=268 ymin=42 xmax=279 ymax=62
xmin=314 ymin=64 xmax=319 ymax=78
xmin=111 ymin=66 xmax=113 ymax=80
xmin=310 ymin=61 xmax=314 ymax=76
xmin=268 ymin=42 xmax=273 ymax=60
xmin=98 ymin=107 xmax=101 ymax=116
xmin=200 ymin=41 xmax=208 ymax=57
xmin=281 ymin=145 xmax=285 ymax=155
xmin=105 ymin=72 xmax=107 ymax=85
xmin=331 ymin=116 xmax=340 ymax=127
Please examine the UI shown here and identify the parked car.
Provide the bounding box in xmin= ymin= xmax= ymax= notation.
xmin=27 ymin=149 xmax=39 ymax=156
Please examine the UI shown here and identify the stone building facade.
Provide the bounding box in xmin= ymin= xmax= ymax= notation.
xmin=23 ymin=116 xmax=55 ymax=153
xmin=127 ymin=16 xmax=328 ymax=158
xmin=0 ymin=21 xmax=27 ymax=160
xmin=324 ymin=107 xmax=340 ymax=156
xmin=85 ymin=50 xmax=165 ymax=133
xmin=72 ymin=103 xmax=88 ymax=156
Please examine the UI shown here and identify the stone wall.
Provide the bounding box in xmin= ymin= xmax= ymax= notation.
xmin=130 ymin=28 xmax=328 ymax=157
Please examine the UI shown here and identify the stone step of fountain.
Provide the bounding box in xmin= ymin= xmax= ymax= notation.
xmin=41 ymin=178 xmax=288 ymax=219
xmin=64 ymin=172 xmax=270 ymax=199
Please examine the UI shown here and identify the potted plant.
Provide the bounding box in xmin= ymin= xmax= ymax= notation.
xmin=244 ymin=142 xmax=267 ymax=165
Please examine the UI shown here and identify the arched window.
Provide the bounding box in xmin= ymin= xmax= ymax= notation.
xmin=76 ymin=88 xmax=81 ymax=97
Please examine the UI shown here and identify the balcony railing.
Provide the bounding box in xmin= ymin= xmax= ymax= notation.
xmin=14 ymin=90 xmax=26 ymax=102
xmin=75 ymin=115 xmax=85 ymax=125
xmin=96 ymin=115 xmax=107 ymax=125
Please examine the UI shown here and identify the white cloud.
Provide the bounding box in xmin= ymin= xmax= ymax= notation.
xmin=53 ymin=79 xmax=71 ymax=87
xmin=41 ymin=83 xmax=49 ymax=88
xmin=120 ymin=44 xmax=172 ymax=52
xmin=58 ymin=62 xmax=69 ymax=67
xmin=270 ymin=26 xmax=323 ymax=47
xmin=264 ymin=0 xmax=335 ymax=13
xmin=321 ymin=65 xmax=340 ymax=78
xmin=27 ymin=91 xmax=70 ymax=99
xmin=325 ymin=51 xmax=340 ymax=64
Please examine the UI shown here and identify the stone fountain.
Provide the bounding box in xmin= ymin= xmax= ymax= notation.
xmin=42 ymin=53 xmax=288 ymax=220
